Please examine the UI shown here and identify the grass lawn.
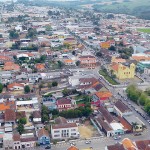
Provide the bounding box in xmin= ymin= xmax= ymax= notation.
xmin=99 ymin=70 xmax=119 ymax=85
xmin=74 ymin=95 xmax=91 ymax=104
xmin=137 ymin=28 xmax=150 ymax=33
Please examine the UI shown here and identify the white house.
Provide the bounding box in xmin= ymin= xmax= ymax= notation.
xmin=33 ymin=111 xmax=41 ymax=122
xmin=51 ymin=117 xmax=79 ymax=139
xmin=114 ymin=101 xmax=132 ymax=117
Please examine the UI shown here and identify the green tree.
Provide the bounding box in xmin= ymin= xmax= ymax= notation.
xmin=109 ymin=45 xmax=116 ymax=51
xmin=45 ymin=25 xmax=52 ymax=31
xmin=144 ymin=102 xmax=150 ymax=115
xmin=126 ymin=85 xmax=142 ymax=103
xmin=76 ymin=60 xmax=80 ymax=66
xmin=72 ymin=51 xmax=76 ymax=55
xmin=62 ymin=88 xmax=70 ymax=96
xmin=24 ymin=85 xmax=30 ymax=93
xmin=9 ymin=30 xmax=19 ymax=39
xmin=41 ymin=105 xmax=49 ymax=123
xmin=47 ymin=82 xmax=52 ymax=89
xmin=40 ymin=55 xmax=47 ymax=62
xmin=0 ymin=83 xmax=3 ymax=93
xmin=18 ymin=118 xmax=27 ymax=125
xmin=17 ymin=124 xmax=24 ymax=135
xmin=52 ymin=81 xmax=58 ymax=87
xmin=96 ymin=52 xmax=102 ymax=57
xmin=139 ymin=93 xmax=148 ymax=106
xmin=26 ymin=28 xmax=37 ymax=38
xmin=57 ymin=61 xmax=64 ymax=69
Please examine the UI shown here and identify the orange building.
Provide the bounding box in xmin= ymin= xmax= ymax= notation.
xmin=3 ymin=61 xmax=20 ymax=71
xmin=36 ymin=63 xmax=45 ymax=71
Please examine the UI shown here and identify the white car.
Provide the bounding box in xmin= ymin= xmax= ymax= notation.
xmin=147 ymin=120 xmax=150 ymax=124
xmin=85 ymin=140 xmax=91 ymax=144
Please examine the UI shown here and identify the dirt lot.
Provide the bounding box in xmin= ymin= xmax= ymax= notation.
xmin=78 ymin=120 xmax=98 ymax=139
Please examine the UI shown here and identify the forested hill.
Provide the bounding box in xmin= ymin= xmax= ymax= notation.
xmin=93 ymin=0 xmax=150 ymax=20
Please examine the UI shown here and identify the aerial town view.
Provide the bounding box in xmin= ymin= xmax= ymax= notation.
xmin=0 ymin=0 xmax=150 ymax=149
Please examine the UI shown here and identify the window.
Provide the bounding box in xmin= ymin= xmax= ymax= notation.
xmin=71 ymin=129 xmax=76 ymax=131
xmin=54 ymin=130 xmax=60 ymax=133
xmin=71 ymin=133 xmax=76 ymax=135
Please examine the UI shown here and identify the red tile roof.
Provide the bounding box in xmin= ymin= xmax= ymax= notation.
xmin=57 ymin=98 xmax=71 ymax=105
xmin=5 ymin=109 xmax=16 ymax=122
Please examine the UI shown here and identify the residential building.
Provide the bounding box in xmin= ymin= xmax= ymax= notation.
xmin=92 ymin=91 xmax=112 ymax=106
xmin=114 ymin=101 xmax=132 ymax=117
xmin=105 ymin=143 xmax=126 ymax=150
xmin=3 ymin=62 xmax=20 ymax=71
xmin=4 ymin=109 xmax=16 ymax=124
xmin=37 ymin=128 xmax=50 ymax=145
xmin=56 ymin=98 xmax=73 ymax=112
xmin=122 ymin=138 xmax=137 ymax=150
xmin=79 ymin=55 xmax=97 ymax=69
xmin=33 ymin=111 xmax=41 ymax=122
xmin=123 ymin=115 xmax=145 ymax=132
xmin=13 ymin=133 xmax=21 ymax=150
xmin=51 ymin=117 xmax=79 ymax=139
xmin=7 ymin=83 xmax=24 ymax=91
xmin=20 ymin=137 xmax=37 ymax=149
xmin=3 ymin=133 xmax=13 ymax=150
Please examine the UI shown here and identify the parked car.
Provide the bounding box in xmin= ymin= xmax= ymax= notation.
xmin=70 ymin=142 xmax=76 ymax=146
xmin=147 ymin=120 xmax=150 ymax=124
xmin=134 ymin=133 xmax=142 ymax=136
xmin=85 ymin=140 xmax=91 ymax=144
xmin=45 ymin=145 xmax=51 ymax=149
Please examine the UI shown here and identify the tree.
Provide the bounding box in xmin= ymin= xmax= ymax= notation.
xmin=17 ymin=124 xmax=24 ymax=135
xmin=109 ymin=45 xmax=116 ymax=51
xmin=9 ymin=30 xmax=19 ymax=39
xmin=62 ymin=88 xmax=70 ymax=96
xmin=47 ymin=82 xmax=52 ymax=89
xmin=39 ymin=83 xmax=43 ymax=90
xmin=18 ymin=118 xmax=27 ymax=125
xmin=57 ymin=61 xmax=64 ymax=69
xmin=72 ymin=51 xmax=76 ymax=55
xmin=26 ymin=28 xmax=37 ymax=38
xmin=40 ymin=55 xmax=47 ymax=62
xmin=52 ymin=81 xmax=58 ymax=87
xmin=24 ymin=85 xmax=30 ymax=93
xmin=132 ymin=122 xmax=139 ymax=132
xmin=0 ymin=83 xmax=3 ymax=93
xmin=45 ymin=25 xmax=52 ymax=31
xmin=41 ymin=105 xmax=49 ymax=123
xmin=139 ymin=93 xmax=148 ymax=106
xmin=76 ymin=61 xmax=80 ymax=66
xmin=96 ymin=52 xmax=102 ymax=57
xmin=144 ymin=102 xmax=150 ymax=115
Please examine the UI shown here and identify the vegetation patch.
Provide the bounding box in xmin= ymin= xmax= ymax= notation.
xmin=99 ymin=70 xmax=119 ymax=85
xmin=137 ymin=28 xmax=150 ymax=33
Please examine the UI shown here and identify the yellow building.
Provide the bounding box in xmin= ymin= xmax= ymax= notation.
xmin=111 ymin=63 xmax=135 ymax=80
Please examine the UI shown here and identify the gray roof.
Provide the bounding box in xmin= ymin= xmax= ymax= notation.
xmin=123 ymin=115 xmax=144 ymax=125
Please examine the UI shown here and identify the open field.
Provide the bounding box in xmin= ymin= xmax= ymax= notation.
xmin=137 ymin=28 xmax=150 ymax=33
xmin=78 ymin=125 xmax=93 ymax=139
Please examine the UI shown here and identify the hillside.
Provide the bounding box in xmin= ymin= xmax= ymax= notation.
xmin=93 ymin=0 xmax=150 ymax=20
